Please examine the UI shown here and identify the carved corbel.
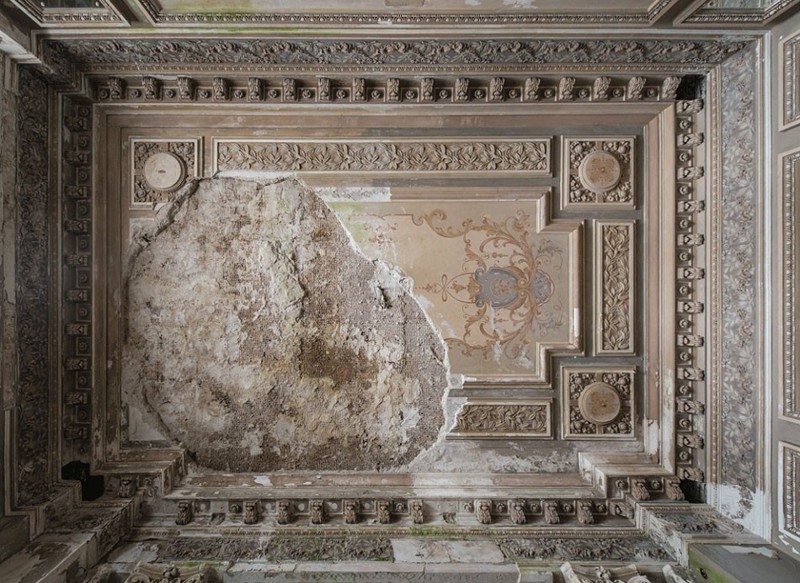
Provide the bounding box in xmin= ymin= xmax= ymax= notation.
xmin=577 ymin=502 xmax=594 ymax=525
xmin=410 ymin=499 xmax=424 ymax=524
xmin=108 ymin=77 xmax=126 ymax=100
xmin=523 ymin=77 xmax=540 ymax=101
xmin=376 ymin=499 xmax=391 ymax=524
xmin=593 ymin=76 xmax=611 ymax=100
xmin=509 ymin=499 xmax=526 ymax=525
xmin=489 ymin=77 xmax=505 ymax=101
xmin=665 ymin=478 xmax=685 ymax=501
xmin=177 ymin=77 xmax=195 ymax=101
xmin=558 ymin=77 xmax=576 ymax=101
xmin=454 ymin=78 xmax=469 ymax=102
xmin=626 ymin=76 xmax=646 ymax=100
xmin=476 ymin=500 xmax=492 ymax=524
xmin=352 ymin=78 xmax=366 ymax=102
xmin=630 ymin=479 xmax=650 ymax=501
xmin=243 ymin=500 xmax=260 ymax=524
xmin=282 ymin=78 xmax=296 ymax=102
xmin=142 ymin=77 xmax=161 ymax=101
xmin=247 ymin=77 xmax=263 ymax=102
xmin=213 ymin=77 xmax=229 ymax=101
xmin=314 ymin=77 xmax=330 ymax=101
xmin=420 ymin=77 xmax=435 ymax=102
xmin=175 ymin=501 xmax=193 ymax=525
xmin=344 ymin=499 xmax=359 ymax=524
xmin=661 ymin=76 xmax=682 ymax=100
xmin=310 ymin=499 xmax=325 ymax=524
xmin=275 ymin=500 xmax=291 ymax=524
xmin=543 ymin=500 xmax=560 ymax=524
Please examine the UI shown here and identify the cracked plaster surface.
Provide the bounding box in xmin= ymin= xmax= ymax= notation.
xmin=121 ymin=177 xmax=448 ymax=472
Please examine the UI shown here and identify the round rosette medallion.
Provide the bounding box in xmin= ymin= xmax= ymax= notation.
xmin=143 ymin=152 xmax=186 ymax=192
xmin=578 ymin=150 xmax=622 ymax=193
xmin=578 ymin=381 xmax=622 ymax=424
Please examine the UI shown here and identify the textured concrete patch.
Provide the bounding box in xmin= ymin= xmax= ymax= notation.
xmin=122 ymin=177 xmax=447 ymax=472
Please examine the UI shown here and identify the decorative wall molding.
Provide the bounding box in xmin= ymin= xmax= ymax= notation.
xmin=16 ymin=67 xmax=51 ymax=507
xmin=44 ymin=38 xmax=748 ymax=74
xmin=674 ymin=98 xmax=707 ymax=482
xmin=676 ymin=0 xmax=800 ymax=26
xmin=61 ymin=96 xmax=94 ymax=463
xmin=781 ymin=29 xmax=800 ymax=130
xmin=131 ymin=139 xmax=200 ymax=206
xmin=780 ymin=441 xmax=800 ymax=542
xmin=562 ymin=368 xmax=635 ymax=440
xmin=783 ymin=147 xmax=800 ymax=424
xmin=562 ymin=138 xmax=635 ymax=208
xmin=96 ymin=74 xmax=681 ymax=105
xmin=596 ymin=222 xmax=635 ymax=355
xmin=9 ymin=0 xmax=127 ymax=27
xmin=499 ymin=536 xmax=673 ymax=562
xmin=214 ymin=139 xmax=551 ymax=175
xmin=133 ymin=0 xmax=678 ymax=27
xmin=448 ymin=399 xmax=553 ymax=439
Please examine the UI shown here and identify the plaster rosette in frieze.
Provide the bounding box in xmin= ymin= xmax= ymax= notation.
xmin=332 ymin=194 xmax=582 ymax=386
xmin=562 ymin=137 xmax=635 ymax=209
xmin=562 ymin=368 xmax=635 ymax=439
xmin=131 ymin=139 xmax=200 ymax=206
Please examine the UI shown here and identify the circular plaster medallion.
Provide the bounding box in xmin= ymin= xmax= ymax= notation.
xmin=578 ymin=150 xmax=622 ymax=193
xmin=143 ymin=152 xmax=186 ymax=192
xmin=578 ymin=381 xmax=622 ymax=424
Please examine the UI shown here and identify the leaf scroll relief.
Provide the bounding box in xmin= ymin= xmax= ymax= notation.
xmin=449 ymin=401 xmax=552 ymax=438
xmin=215 ymin=140 xmax=550 ymax=174
xmin=598 ymin=222 xmax=634 ymax=354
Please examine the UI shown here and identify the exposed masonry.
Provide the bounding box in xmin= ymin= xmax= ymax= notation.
xmin=122 ymin=177 xmax=448 ymax=472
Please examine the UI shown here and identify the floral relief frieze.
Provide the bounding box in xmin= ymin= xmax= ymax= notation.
xmin=215 ymin=139 xmax=550 ymax=174
xmin=448 ymin=400 xmax=553 ymax=439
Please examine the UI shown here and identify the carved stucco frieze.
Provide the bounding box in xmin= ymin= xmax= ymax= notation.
xmin=124 ymin=564 xmax=216 ymax=583
xmin=499 ymin=536 xmax=673 ymax=562
xmin=562 ymin=138 xmax=634 ymax=207
xmin=562 ymin=368 xmax=635 ymax=439
xmin=16 ymin=67 xmax=52 ymax=507
xmin=215 ymin=139 xmax=550 ymax=174
xmin=46 ymin=38 xmax=747 ymax=74
xmin=132 ymin=139 xmax=199 ymax=205
xmin=448 ymin=400 xmax=552 ymax=439
xmin=596 ymin=222 xmax=635 ymax=354
xmin=561 ymin=562 xmax=653 ymax=583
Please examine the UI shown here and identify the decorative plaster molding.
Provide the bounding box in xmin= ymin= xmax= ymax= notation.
xmin=44 ymin=38 xmax=748 ymax=74
xmin=16 ymin=67 xmax=51 ymax=507
xmin=499 ymin=536 xmax=673 ymax=562
xmin=780 ymin=441 xmax=800 ymax=542
xmin=596 ymin=222 xmax=635 ymax=355
xmin=61 ymin=96 xmax=93 ymax=465
xmin=782 ymin=148 xmax=800 ymax=424
xmin=214 ymin=139 xmax=550 ymax=175
xmin=448 ymin=399 xmax=553 ymax=439
xmin=9 ymin=0 xmax=127 ymax=27
xmin=131 ymin=139 xmax=200 ymax=206
xmin=561 ymin=138 xmax=635 ymax=208
xmin=676 ymin=0 xmax=800 ymax=26
xmin=97 ymin=74 xmax=680 ymax=105
xmin=562 ymin=368 xmax=635 ymax=440
xmin=781 ymin=30 xmax=800 ymax=130
xmin=132 ymin=0 xmax=677 ymax=26
xmin=674 ymin=98 xmax=707 ymax=482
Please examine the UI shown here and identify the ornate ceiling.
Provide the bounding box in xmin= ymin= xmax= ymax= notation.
xmin=3 ymin=0 xmax=799 ymax=29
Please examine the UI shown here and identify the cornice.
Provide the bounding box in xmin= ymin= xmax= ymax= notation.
xmin=38 ymin=37 xmax=751 ymax=78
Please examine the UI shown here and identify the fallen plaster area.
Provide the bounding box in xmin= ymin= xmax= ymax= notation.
xmin=121 ymin=177 xmax=448 ymax=472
